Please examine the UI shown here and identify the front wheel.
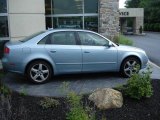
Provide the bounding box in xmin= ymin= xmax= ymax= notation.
xmin=27 ymin=61 xmax=52 ymax=84
xmin=121 ymin=57 xmax=141 ymax=77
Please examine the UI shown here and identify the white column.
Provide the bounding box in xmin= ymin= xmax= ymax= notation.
xmin=135 ymin=17 xmax=144 ymax=34
xmin=8 ymin=0 xmax=46 ymax=41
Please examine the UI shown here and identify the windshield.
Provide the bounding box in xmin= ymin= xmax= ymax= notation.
xmin=19 ymin=31 xmax=45 ymax=42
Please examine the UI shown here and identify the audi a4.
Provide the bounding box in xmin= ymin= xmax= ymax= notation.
xmin=2 ymin=29 xmax=148 ymax=83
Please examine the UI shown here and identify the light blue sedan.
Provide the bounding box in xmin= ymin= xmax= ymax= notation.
xmin=2 ymin=29 xmax=148 ymax=83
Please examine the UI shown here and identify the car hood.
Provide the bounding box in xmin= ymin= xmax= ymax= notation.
xmin=117 ymin=44 xmax=145 ymax=53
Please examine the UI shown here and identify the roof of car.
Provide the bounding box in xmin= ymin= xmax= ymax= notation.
xmin=45 ymin=28 xmax=95 ymax=33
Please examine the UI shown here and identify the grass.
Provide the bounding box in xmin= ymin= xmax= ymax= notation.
xmin=114 ymin=34 xmax=133 ymax=46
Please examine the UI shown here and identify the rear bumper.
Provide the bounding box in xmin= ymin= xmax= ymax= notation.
xmin=2 ymin=57 xmax=23 ymax=74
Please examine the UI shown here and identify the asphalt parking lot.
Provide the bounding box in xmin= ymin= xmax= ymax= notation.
xmin=2 ymin=72 xmax=127 ymax=97
xmin=1 ymin=61 xmax=159 ymax=97
xmin=127 ymin=32 xmax=160 ymax=66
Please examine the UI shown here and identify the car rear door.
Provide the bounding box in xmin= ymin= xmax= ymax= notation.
xmin=77 ymin=31 xmax=118 ymax=72
xmin=45 ymin=31 xmax=82 ymax=74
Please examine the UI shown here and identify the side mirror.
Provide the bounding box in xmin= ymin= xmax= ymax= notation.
xmin=108 ymin=42 xmax=113 ymax=47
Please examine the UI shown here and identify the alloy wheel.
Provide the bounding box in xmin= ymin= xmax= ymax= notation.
xmin=30 ymin=63 xmax=50 ymax=83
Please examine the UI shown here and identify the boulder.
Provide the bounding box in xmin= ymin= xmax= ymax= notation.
xmin=88 ymin=88 xmax=123 ymax=110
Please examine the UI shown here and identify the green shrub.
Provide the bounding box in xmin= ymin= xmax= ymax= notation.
xmin=150 ymin=24 xmax=155 ymax=31
xmin=117 ymin=35 xmax=133 ymax=46
xmin=156 ymin=23 xmax=160 ymax=32
xmin=0 ymin=84 xmax=11 ymax=97
xmin=146 ymin=24 xmax=150 ymax=31
xmin=40 ymin=97 xmax=60 ymax=109
xmin=59 ymin=82 xmax=95 ymax=120
xmin=144 ymin=24 xmax=148 ymax=31
xmin=116 ymin=67 xmax=153 ymax=100
xmin=154 ymin=24 xmax=157 ymax=31
xmin=66 ymin=92 xmax=95 ymax=120
xmin=19 ymin=86 xmax=28 ymax=96
xmin=148 ymin=24 xmax=152 ymax=31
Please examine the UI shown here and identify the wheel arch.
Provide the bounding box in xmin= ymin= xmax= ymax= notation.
xmin=24 ymin=59 xmax=54 ymax=75
xmin=120 ymin=55 xmax=142 ymax=71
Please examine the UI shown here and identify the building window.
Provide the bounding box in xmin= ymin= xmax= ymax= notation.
xmin=45 ymin=0 xmax=52 ymax=15
xmin=84 ymin=0 xmax=98 ymax=13
xmin=0 ymin=16 xmax=9 ymax=38
xmin=0 ymin=0 xmax=7 ymax=13
xmin=84 ymin=16 xmax=98 ymax=32
xmin=53 ymin=17 xmax=82 ymax=29
xmin=53 ymin=0 xmax=83 ymax=14
xmin=45 ymin=0 xmax=98 ymax=32
xmin=0 ymin=0 xmax=9 ymax=40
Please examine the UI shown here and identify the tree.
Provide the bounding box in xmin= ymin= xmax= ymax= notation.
xmin=125 ymin=0 xmax=160 ymax=31
xmin=125 ymin=0 xmax=141 ymax=8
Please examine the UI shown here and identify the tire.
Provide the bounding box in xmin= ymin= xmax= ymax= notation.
xmin=27 ymin=60 xmax=52 ymax=84
xmin=121 ymin=57 xmax=141 ymax=78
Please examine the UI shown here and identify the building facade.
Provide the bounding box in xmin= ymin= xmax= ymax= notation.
xmin=119 ymin=8 xmax=144 ymax=34
xmin=0 ymin=0 xmax=119 ymax=41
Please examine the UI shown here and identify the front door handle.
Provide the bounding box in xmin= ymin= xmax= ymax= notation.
xmin=84 ymin=51 xmax=90 ymax=53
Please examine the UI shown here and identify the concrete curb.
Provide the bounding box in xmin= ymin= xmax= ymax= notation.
xmin=149 ymin=61 xmax=160 ymax=79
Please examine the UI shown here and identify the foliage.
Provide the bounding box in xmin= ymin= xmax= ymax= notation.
xmin=115 ymin=35 xmax=133 ymax=46
xmin=117 ymin=66 xmax=153 ymax=100
xmin=66 ymin=91 xmax=95 ymax=120
xmin=125 ymin=0 xmax=160 ymax=27
xmin=0 ymin=84 xmax=11 ymax=97
xmin=144 ymin=23 xmax=160 ymax=32
xmin=59 ymin=82 xmax=96 ymax=120
xmin=0 ymin=72 xmax=4 ymax=79
xmin=40 ymin=97 xmax=60 ymax=109
xmin=59 ymin=81 xmax=70 ymax=93
xmin=125 ymin=0 xmax=141 ymax=8
xmin=0 ymin=72 xmax=11 ymax=96
xmin=19 ymin=86 xmax=28 ymax=96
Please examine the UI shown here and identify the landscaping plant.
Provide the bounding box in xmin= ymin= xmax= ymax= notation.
xmin=116 ymin=66 xmax=153 ymax=100
xmin=40 ymin=97 xmax=60 ymax=109
xmin=66 ymin=92 xmax=89 ymax=120
xmin=59 ymin=82 xmax=96 ymax=120
xmin=114 ymin=34 xmax=133 ymax=46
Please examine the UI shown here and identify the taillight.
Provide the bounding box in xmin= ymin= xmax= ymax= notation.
xmin=4 ymin=47 xmax=10 ymax=54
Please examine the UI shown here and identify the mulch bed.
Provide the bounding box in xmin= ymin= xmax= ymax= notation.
xmin=1 ymin=76 xmax=160 ymax=120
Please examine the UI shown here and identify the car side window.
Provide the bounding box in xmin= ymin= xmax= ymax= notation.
xmin=38 ymin=35 xmax=49 ymax=44
xmin=78 ymin=32 xmax=109 ymax=46
xmin=50 ymin=32 xmax=76 ymax=45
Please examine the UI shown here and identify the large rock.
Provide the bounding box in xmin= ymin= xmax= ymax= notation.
xmin=88 ymin=88 xmax=123 ymax=110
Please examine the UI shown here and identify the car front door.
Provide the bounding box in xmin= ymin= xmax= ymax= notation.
xmin=45 ymin=31 xmax=82 ymax=74
xmin=77 ymin=31 xmax=118 ymax=72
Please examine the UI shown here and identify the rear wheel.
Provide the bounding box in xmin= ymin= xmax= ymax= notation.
xmin=27 ymin=61 xmax=52 ymax=84
xmin=121 ymin=57 xmax=141 ymax=77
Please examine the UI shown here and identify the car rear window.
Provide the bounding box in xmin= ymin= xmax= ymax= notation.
xmin=19 ymin=31 xmax=45 ymax=42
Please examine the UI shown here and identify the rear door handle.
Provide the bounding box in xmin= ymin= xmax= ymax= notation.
xmin=50 ymin=50 xmax=56 ymax=53
xmin=84 ymin=51 xmax=90 ymax=53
